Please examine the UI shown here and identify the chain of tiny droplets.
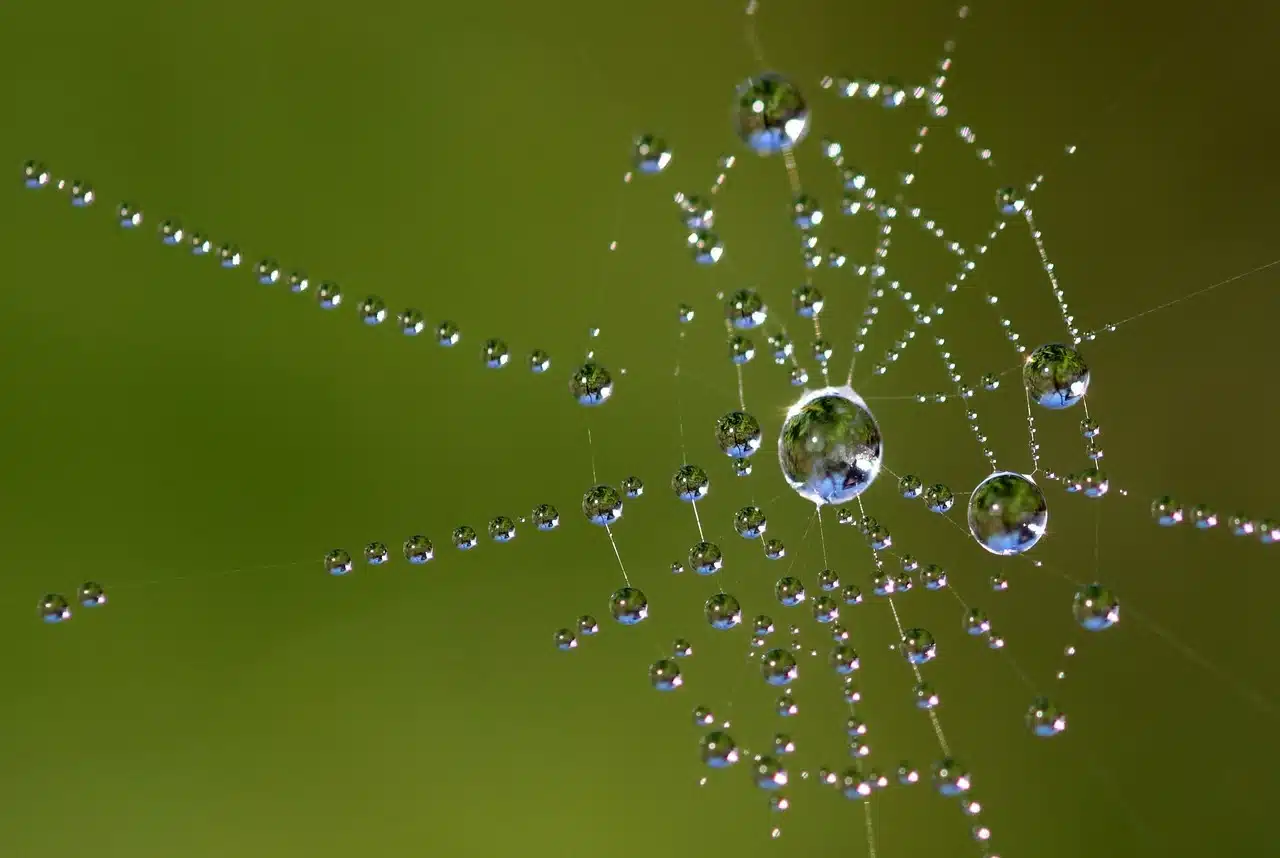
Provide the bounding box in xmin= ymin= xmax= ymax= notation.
xmin=849 ymin=497 xmax=1007 ymax=853
xmin=21 ymin=163 xmax=554 ymax=372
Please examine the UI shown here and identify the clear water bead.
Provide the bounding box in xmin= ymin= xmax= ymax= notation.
xmin=69 ymin=181 xmax=95 ymax=206
xmin=610 ymin=587 xmax=649 ymax=625
xmin=436 ymin=321 xmax=461 ymax=346
xmin=316 ymin=281 xmax=342 ymax=310
xmin=350 ymin=296 xmax=384 ymax=325
xmin=452 ymin=526 xmax=478 ymax=550
xmin=217 ymin=244 xmax=241 ymax=268
xmin=1026 ymin=697 xmax=1068 ymax=737
xmin=688 ymin=541 xmax=724 ymax=575
xmin=775 ymin=576 xmax=806 ymax=607
xmin=716 ymin=411 xmax=762 ymax=458
xmin=532 ymin=503 xmax=561 ymax=531
xmin=633 ymin=134 xmax=673 ymax=174
xmin=582 ymin=485 xmax=623 ymax=525
xmin=554 ymin=628 xmax=578 ymax=651
xmin=726 ymin=289 xmax=768 ymax=329
xmin=621 ymin=476 xmax=644 ymax=498
xmin=23 ymin=160 xmax=51 ymax=188
xmin=117 ymin=203 xmax=143 ymax=228
xmin=793 ymin=285 xmax=824 ymax=318
xmin=761 ymin=648 xmax=799 ymax=685
xmin=778 ymin=386 xmax=883 ymax=505
xmin=922 ymin=483 xmax=955 ymax=513
xmin=734 ymin=505 xmax=767 ymax=539
xmin=364 ymin=542 xmax=389 ymax=565
xmin=705 ymin=593 xmax=743 ymax=630
xmin=701 ymin=731 xmax=740 ymax=768
xmin=967 ymin=471 xmax=1049 ymax=555
xmin=734 ymin=72 xmax=811 ymax=156
xmin=1152 ymin=495 xmax=1184 ymax=526
xmin=1024 ymin=343 xmax=1090 ymax=409
xmin=672 ymin=464 xmax=710 ymax=501
xmin=399 ymin=309 xmax=425 ymax=336
xmin=39 ymin=594 xmax=71 ymax=623
xmin=900 ymin=628 xmax=937 ymax=664
xmin=1073 ymin=584 xmax=1120 ymax=631
xmin=483 ymin=339 xmax=509 ymax=368
xmin=324 ymin=549 xmax=353 ymax=576
xmin=570 ymin=362 xmax=613 ymax=405
xmin=529 ymin=349 xmax=551 ymax=373
xmin=403 ymin=535 xmax=434 ymax=564
xmin=488 ymin=516 xmax=516 ymax=542
xmin=77 ymin=581 xmax=107 ymax=607
xmin=649 ymin=659 xmax=683 ymax=690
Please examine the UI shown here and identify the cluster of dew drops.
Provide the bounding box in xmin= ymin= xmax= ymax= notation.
xmin=22 ymin=56 xmax=1279 ymax=852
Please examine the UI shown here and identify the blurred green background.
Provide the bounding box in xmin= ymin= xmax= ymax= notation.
xmin=1 ymin=0 xmax=1277 ymax=855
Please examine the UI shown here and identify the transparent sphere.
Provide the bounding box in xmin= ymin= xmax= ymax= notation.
xmin=693 ymin=705 xmax=716 ymax=727
xmin=899 ymin=474 xmax=923 ymax=499
xmin=933 ymin=759 xmax=972 ymax=796
xmin=316 ymin=281 xmax=342 ymax=310
xmin=967 ymin=471 xmax=1049 ymax=555
xmin=688 ymin=541 xmax=724 ymax=575
xmin=553 ymin=628 xmax=578 ymax=651
xmin=734 ymin=505 xmax=768 ymax=539
xmin=621 ymin=476 xmax=644 ymax=498
xmin=735 ymin=72 xmax=811 ymax=156
xmin=716 ymin=411 xmax=763 ymax=459
xmin=323 ymin=548 xmax=353 ymax=576
xmin=582 ymin=485 xmax=623 ymax=525
xmin=577 ymin=615 xmax=599 ymax=636
xmin=752 ymin=755 xmax=789 ymax=789
xmin=778 ymin=386 xmax=883 ymax=505
xmin=792 ymin=285 xmax=824 ymax=318
xmin=488 ymin=516 xmax=516 ymax=542
xmin=900 ymin=628 xmax=937 ymax=665
xmin=763 ymin=538 xmax=786 ymax=560
xmin=1152 ymin=495 xmax=1184 ymax=527
xmin=77 ymin=581 xmax=107 ymax=607
xmin=672 ymin=464 xmax=710 ymax=501
xmin=359 ymin=296 xmax=387 ymax=325
xmin=649 ymin=659 xmax=683 ymax=691
xmin=922 ymin=483 xmax=955 ymax=514
xmin=529 ymin=349 xmax=551 ymax=373
xmin=1024 ymin=343 xmax=1090 ymax=409
xmin=118 ymin=203 xmax=143 ymax=228
xmin=23 ymin=160 xmax=50 ymax=188
xmin=830 ymin=644 xmax=859 ymax=674
xmin=1026 ymin=696 xmax=1068 ymax=737
xmin=39 ymin=594 xmax=71 ymax=623
xmin=570 ymin=362 xmax=613 ymax=406
xmin=364 ymin=542 xmax=389 ymax=565
xmin=673 ymin=638 xmax=694 ymax=658
xmin=804 ymin=592 xmax=833 ymax=622
xmin=436 ymin=321 xmax=461 ymax=346
xmin=761 ymin=648 xmax=799 ymax=686
xmin=610 ymin=586 xmax=649 ymax=625
xmin=701 ymin=731 xmax=740 ymax=768
xmin=705 ymin=593 xmax=743 ymax=630
xmin=726 ymin=289 xmax=768 ymax=330
xmin=633 ymin=134 xmax=672 ymax=174
xmin=775 ymin=576 xmax=806 ymax=607
xmin=403 ymin=536 xmax=434 ymax=564
xmin=483 ymin=338 xmax=510 ymax=369
xmin=1072 ymin=584 xmax=1120 ymax=631
xmin=399 ymin=309 xmax=425 ymax=335
xmin=452 ymin=526 xmax=478 ymax=550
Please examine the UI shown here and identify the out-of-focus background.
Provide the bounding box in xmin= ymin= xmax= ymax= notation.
xmin=1 ymin=0 xmax=1277 ymax=856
